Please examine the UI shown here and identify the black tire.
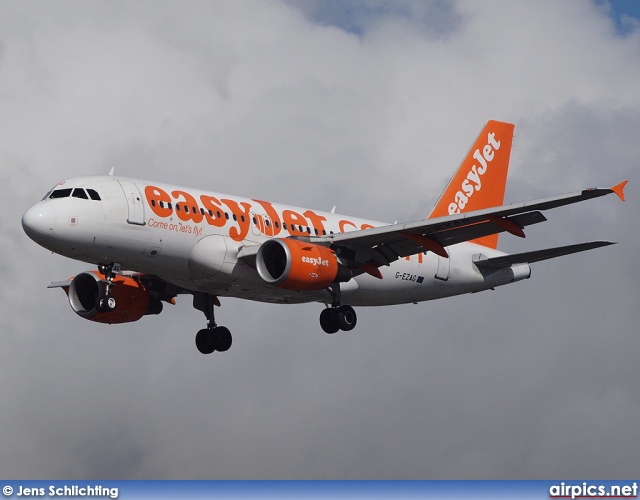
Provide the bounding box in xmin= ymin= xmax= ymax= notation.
xmin=214 ymin=326 xmax=232 ymax=352
xmin=105 ymin=295 xmax=117 ymax=311
xmin=320 ymin=308 xmax=340 ymax=334
xmin=195 ymin=328 xmax=216 ymax=354
xmin=338 ymin=305 xmax=357 ymax=331
xmin=95 ymin=297 xmax=107 ymax=313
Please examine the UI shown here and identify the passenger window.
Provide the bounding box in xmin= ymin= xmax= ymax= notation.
xmin=72 ymin=188 xmax=89 ymax=199
xmin=86 ymin=189 xmax=101 ymax=201
xmin=49 ymin=188 xmax=72 ymax=199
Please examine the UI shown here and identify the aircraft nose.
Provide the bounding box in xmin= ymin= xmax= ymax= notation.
xmin=22 ymin=202 xmax=56 ymax=244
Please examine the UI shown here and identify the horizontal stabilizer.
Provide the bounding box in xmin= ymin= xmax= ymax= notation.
xmin=474 ymin=241 xmax=615 ymax=269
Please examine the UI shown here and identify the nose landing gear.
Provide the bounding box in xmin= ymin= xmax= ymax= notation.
xmin=193 ymin=292 xmax=233 ymax=354
xmin=95 ymin=263 xmax=120 ymax=313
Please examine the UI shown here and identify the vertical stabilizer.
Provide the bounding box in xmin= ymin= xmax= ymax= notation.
xmin=428 ymin=120 xmax=515 ymax=249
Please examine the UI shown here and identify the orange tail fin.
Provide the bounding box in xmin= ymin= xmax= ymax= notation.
xmin=428 ymin=120 xmax=515 ymax=249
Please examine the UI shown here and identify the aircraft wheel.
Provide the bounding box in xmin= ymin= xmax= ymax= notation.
xmin=195 ymin=328 xmax=216 ymax=355
xmin=105 ymin=295 xmax=117 ymax=311
xmin=320 ymin=308 xmax=340 ymax=334
xmin=95 ymin=297 xmax=107 ymax=313
xmin=214 ymin=326 xmax=232 ymax=352
xmin=338 ymin=305 xmax=357 ymax=331
xmin=95 ymin=296 xmax=116 ymax=313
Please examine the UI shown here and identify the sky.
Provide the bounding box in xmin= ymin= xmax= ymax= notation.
xmin=1 ymin=0 xmax=639 ymax=480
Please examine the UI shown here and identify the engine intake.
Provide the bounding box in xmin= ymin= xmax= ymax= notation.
xmin=66 ymin=271 xmax=162 ymax=324
xmin=256 ymin=239 xmax=351 ymax=291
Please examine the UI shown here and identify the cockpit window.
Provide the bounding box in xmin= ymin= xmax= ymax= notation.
xmin=42 ymin=186 xmax=57 ymax=200
xmin=49 ymin=188 xmax=73 ymax=199
xmin=72 ymin=188 xmax=89 ymax=199
xmin=47 ymin=187 xmax=101 ymax=201
xmin=86 ymin=189 xmax=101 ymax=201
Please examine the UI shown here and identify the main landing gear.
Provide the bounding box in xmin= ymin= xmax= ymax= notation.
xmin=95 ymin=263 xmax=119 ymax=313
xmin=319 ymin=284 xmax=357 ymax=334
xmin=193 ymin=293 xmax=232 ymax=354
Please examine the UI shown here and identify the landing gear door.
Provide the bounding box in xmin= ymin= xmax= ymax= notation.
xmin=118 ymin=180 xmax=145 ymax=225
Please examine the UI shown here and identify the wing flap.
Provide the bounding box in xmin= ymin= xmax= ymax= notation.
xmin=428 ymin=211 xmax=546 ymax=247
xmin=331 ymin=211 xmax=547 ymax=268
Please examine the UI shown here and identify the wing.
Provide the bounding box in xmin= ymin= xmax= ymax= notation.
xmin=306 ymin=182 xmax=627 ymax=275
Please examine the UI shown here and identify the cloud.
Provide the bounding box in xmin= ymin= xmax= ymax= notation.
xmin=1 ymin=0 xmax=639 ymax=479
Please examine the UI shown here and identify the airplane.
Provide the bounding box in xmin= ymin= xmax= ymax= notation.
xmin=21 ymin=120 xmax=627 ymax=355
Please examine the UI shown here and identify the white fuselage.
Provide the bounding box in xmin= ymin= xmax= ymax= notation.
xmin=22 ymin=175 xmax=531 ymax=307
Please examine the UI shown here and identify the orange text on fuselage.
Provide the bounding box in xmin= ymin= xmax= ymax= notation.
xmin=144 ymin=185 xmax=374 ymax=242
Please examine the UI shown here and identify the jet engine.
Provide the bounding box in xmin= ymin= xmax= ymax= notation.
xmin=64 ymin=271 xmax=163 ymax=324
xmin=256 ymin=238 xmax=351 ymax=291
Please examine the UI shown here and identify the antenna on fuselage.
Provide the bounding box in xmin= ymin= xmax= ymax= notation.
xmin=108 ymin=167 xmax=115 ymax=176
xmin=331 ymin=206 xmax=336 ymax=214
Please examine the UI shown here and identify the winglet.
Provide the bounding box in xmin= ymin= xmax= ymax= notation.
xmin=611 ymin=180 xmax=628 ymax=202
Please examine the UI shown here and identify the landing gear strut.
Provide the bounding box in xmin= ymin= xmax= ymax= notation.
xmin=319 ymin=284 xmax=357 ymax=334
xmin=96 ymin=263 xmax=119 ymax=312
xmin=193 ymin=293 xmax=232 ymax=354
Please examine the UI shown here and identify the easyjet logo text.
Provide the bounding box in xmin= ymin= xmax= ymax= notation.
xmin=302 ymin=256 xmax=330 ymax=267
xmin=448 ymin=132 xmax=501 ymax=215
xmin=143 ymin=185 xmax=375 ymax=242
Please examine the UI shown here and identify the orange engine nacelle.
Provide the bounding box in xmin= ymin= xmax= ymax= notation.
xmin=256 ymin=238 xmax=351 ymax=291
xmin=64 ymin=271 xmax=162 ymax=324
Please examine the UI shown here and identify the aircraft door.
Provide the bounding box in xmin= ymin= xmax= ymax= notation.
xmin=118 ymin=180 xmax=145 ymax=225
